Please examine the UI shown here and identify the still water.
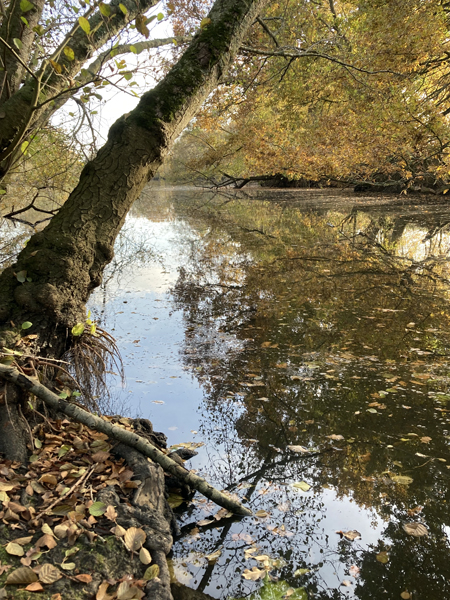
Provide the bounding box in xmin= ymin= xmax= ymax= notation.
xmin=89 ymin=186 xmax=450 ymax=600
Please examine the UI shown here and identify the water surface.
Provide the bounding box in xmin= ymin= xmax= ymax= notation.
xmin=88 ymin=186 xmax=450 ymax=600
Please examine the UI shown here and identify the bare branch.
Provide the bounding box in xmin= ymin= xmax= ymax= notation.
xmin=240 ymin=45 xmax=405 ymax=76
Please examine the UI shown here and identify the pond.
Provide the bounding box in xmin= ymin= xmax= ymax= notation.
xmin=87 ymin=185 xmax=450 ymax=600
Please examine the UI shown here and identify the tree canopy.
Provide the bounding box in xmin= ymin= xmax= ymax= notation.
xmin=167 ymin=0 xmax=450 ymax=190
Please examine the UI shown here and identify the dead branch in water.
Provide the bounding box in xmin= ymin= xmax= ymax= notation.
xmin=0 ymin=364 xmax=253 ymax=517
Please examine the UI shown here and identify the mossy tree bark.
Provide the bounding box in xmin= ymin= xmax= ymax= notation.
xmin=0 ymin=0 xmax=269 ymax=459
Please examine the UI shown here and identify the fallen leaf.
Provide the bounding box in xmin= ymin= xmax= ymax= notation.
xmin=391 ymin=475 xmax=413 ymax=485
xmin=292 ymin=481 xmax=311 ymax=492
xmin=287 ymin=445 xmax=310 ymax=453
xmin=337 ymin=530 xmax=361 ymax=541
xmin=25 ymin=581 xmax=44 ymax=592
xmin=205 ymin=549 xmax=221 ymax=562
xmin=38 ymin=563 xmax=62 ymax=584
xmin=5 ymin=542 xmax=24 ymax=556
xmin=326 ymin=434 xmax=344 ymax=441
xmin=75 ymin=574 xmax=92 ymax=583
xmin=242 ymin=567 xmax=266 ymax=581
xmin=143 ymin=564 xmax=160 ymax=580
xmin=376 ymin=551 xmax=389 ymax=564
xmin=420 ymin=437 xmax=432 ymax=443
xmin=400 ymin=593 xmax=411 ymax=599
xmin=89 ymin=501 xmax=107 ymax=517
xmin=255 ymin=510 xmax=269 ymax=518
xmin=124 ymin=527 xmax=146 ymax=552
xmin=139 ymin=547 xmax=152 ymax=565
xmin=403 ymin=523 xmax=428 ymax=537
xmin=5 ymin=566 xmax=38 ymax=585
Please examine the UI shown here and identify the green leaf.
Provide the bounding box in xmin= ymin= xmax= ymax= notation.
xmin=89 ymin=501 xmax=107 ymax=516
xmin=232 ymin=579 xmax=307 ymax=600
xmin=13 ymin=38 xmax=23 ymax=50
xmin=21 ymin=321 xmax=32 ymax=330
xmin=20 ymin=0 xmax=34 ymax=12
xmin=59 ymin=391 xmax=69 ymax=399
xmin=34 ymin=438 xmax=42 ymax=449
xmin=122 ymin=71 xmax=132 ymax=81
xmin=157 ymin=12 xmax=164 ymax=20
xmin=99 ymin=2 xmax=110 ymax=17
xmin=78 ymin=16 xmax=90 ymax=34
xmin=129 ymin=45 xmax=137 ymax=54
xmin=58 ymin=445 xmax=71 ymax=458
xmin=20 ymin=17 xmax=29 ymax=26
xmin=72 ymin=391 xmax=81 ymax=397
xmin=143 ymin=564 xmax=160 ymax=580
xmin=119 ymin=3 xmax=127 ymax=15
xmin=63 ymin=46 xmax=75 ymax=61
xmin=16 ymin=270 xmax=27 ymax=282
xmin=71 ymin=323 xmax=85 ymax=336
xmin=200 ymin=17 xmax=211 ymax=29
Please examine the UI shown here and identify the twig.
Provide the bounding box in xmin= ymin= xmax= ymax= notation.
xmin=34 ymin=464 xmax=96 ymax=520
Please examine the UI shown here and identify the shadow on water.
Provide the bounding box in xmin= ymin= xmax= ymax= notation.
xmin=86 ymin=186 xmax=450 ymax=599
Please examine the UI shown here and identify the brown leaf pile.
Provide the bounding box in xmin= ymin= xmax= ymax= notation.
xmin=0 ymin=415 xmax=160 ymax=598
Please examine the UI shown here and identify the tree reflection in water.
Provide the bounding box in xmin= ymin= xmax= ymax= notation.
xmin=164 ymin=188 xmax=450 ymax=600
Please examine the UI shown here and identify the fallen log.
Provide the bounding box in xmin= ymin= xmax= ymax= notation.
xmin=0 ymin=364 xmax=253 ymax=517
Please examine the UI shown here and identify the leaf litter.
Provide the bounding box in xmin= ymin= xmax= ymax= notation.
xmin=0 ymin=414 xmax=179 ymax=598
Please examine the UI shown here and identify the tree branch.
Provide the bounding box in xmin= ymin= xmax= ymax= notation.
xmin=240 ymin=45 xmax=405 ymax=76
xmin=0 ymin=364 xmax=253 ymax=517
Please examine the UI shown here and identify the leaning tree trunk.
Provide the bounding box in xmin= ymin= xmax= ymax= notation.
xmin=0 ymin=0 xmax=269 ymax=459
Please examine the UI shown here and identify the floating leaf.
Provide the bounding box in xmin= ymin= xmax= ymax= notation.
xmin=255 ymin=509 xmax=269 ymax=518
xmin=287 ymin=445 xmax=310 ymax=453
xmin=89 ymin=501 xmax=107 ymax=516
xmin=16 ymin=270 xmax=27 ymax=283
xmin=403 ymin=523 xmax=428 ymax=537
xmin=242 ymin=567 xmax=266 ymax=581
xmin=124 ymin=526 xmax=146 ymax=552
xmin=376 ymin=551 xmax=389 ymax=564
xmin=5 ymin=566 xmax=38 ymax=585
xmin=205 ymin=549 xmax=221 ymax=563
xmin=292 ymin=481 xmax=311 ymax=492
xmin=143 ymin=564 xmax=159 ymax=580
xmin=326 ymin=434 xmax=344 ymax=441
xmin=400 ymin=593 xmax=411 ymax=600
xmin=294 ymin=568 xmax=310 ymax=577
xmin=337 ymin=530 xmax=361 ymax=541
xmin=391 ymin=475 xmax=413 ymax=485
